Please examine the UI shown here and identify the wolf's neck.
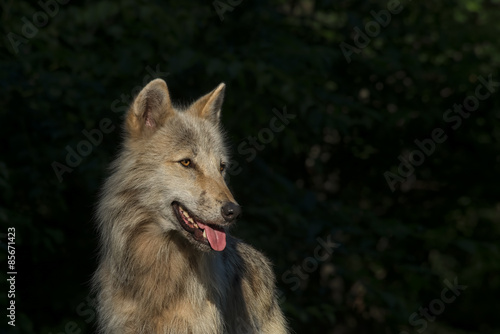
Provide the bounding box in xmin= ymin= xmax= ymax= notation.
xmin=113 ymin=223 xmax=223 ymax=309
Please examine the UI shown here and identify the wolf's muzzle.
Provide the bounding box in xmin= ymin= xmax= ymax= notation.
xmin=221 ymin=202 xmax=241 ymax=222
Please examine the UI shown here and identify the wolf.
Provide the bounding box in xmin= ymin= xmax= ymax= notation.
xmin=93 ymin=78 xmax=289 ymax=334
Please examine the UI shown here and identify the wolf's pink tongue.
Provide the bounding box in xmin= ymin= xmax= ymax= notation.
xmin=198 ymin=222 xmax=226 ymax=251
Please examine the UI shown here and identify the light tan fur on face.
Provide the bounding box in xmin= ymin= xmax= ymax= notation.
xmin=93 ymin=79 xmax=288 ymax=333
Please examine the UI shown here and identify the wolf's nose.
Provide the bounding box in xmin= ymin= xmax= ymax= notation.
xmin=221 ymin=202 xmax=241 ymax=222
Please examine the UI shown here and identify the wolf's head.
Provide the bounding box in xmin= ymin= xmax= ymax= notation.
xmin=118 ymin=79 xmax=240 ymax=252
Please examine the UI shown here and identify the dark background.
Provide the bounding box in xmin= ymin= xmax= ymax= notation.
xmin=1 ymin=0 xmax=499 ymax=333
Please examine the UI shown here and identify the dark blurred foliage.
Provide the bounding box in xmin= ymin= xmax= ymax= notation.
xmin=1 ymin=0 xmax=500 ymax=333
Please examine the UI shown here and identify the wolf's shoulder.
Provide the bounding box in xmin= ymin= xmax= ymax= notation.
xmin=224 ymin=236 xmax=276 ymax=286
xmin=222 ymin=236 xmax=285 ymax=331
xmin=226 ymin=236 xmax=272 ymax=264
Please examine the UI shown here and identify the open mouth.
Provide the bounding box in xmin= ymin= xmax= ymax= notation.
xmin=172 ymin=202 xmax=227 ymax=251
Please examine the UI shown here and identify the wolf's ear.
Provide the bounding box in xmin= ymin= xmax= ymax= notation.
xmin=126 ymin=79 xmax=173 ymax=139
xmin=190 ymin=83 xmax=225 ymax=124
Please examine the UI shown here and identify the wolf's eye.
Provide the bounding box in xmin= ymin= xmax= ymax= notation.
xmin=220 ymin=162 xmax=226 ymax=173
xmin=180 ymin=159 xmax=192 ymax=167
